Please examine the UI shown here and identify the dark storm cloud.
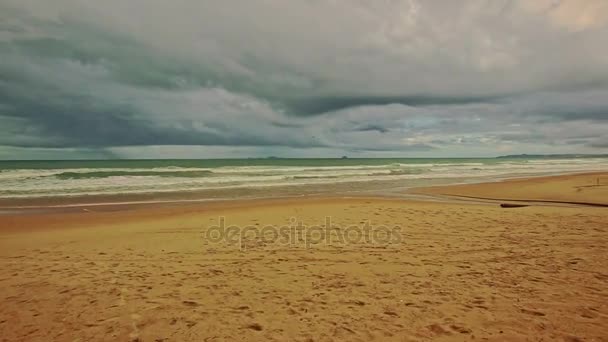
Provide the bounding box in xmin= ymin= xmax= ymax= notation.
xmin=353 ymin=124 xmax=390 ymax=134
xmin=0 ymin=84 xmax=326 ymax=148
xmin=1 ymin=0 xmax=608 ymax=157
xmin=0 ymin=11 xmax=505 ymax=117
xmin=282 ymin=94 xmax=503 ymax=117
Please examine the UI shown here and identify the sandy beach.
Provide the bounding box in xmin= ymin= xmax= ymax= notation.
xmin=1 ymin=173 xmax=607 ymax=341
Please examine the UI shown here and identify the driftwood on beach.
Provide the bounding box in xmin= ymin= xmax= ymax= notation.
xmin=500 ymin=203 xmax=529 ymax=208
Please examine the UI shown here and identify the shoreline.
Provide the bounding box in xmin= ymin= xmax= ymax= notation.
xmin=1 ymin=171 xmax=605 ymax=232
xmin=1 ymin=170 xmax=605 ymax=213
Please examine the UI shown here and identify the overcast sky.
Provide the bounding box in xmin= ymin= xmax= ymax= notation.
xmin=1 ymin=0 xmax=607 ymax=159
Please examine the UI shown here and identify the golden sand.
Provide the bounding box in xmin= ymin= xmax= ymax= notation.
xmin=0 ymin=174 xmax=607 ymax=341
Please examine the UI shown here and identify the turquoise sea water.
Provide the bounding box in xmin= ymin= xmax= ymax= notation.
xmin=1 ymin=158 xmax=607 ymax=200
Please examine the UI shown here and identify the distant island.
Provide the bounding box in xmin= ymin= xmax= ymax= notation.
xmin=497 ymin=154 xmax=608 ymax=159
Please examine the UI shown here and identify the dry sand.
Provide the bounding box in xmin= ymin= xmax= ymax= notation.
xmin=0 ymin=174 xmax=607 ymax=341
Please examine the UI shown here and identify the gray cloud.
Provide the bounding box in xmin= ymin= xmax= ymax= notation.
xmin=1 ymin=0 xmax=608 ymax=157
xmin=589 ymin=137 xmax=608 ymax=148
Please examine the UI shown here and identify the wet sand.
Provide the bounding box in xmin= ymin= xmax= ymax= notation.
xmin=413 ymin=172 xmax=608 ymax=206
xmin=0 ymin=174 xmax=607 ymax=341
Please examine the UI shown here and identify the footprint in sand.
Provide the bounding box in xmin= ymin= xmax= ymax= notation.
xmin=520 ymin=308 xmax=546 ymax=316
xmin=129 ymin=313 xmax=141 ymax=341
xmin=245 ymin=323 xmax=263 ymax=331
xmin=182 ymin=300 xmax=200 ymax=307
xmin=427 ymin=323 xmax=452 ymax=336
xmin=117 ymin=288 xmax=128 ymax=306
xmin=450 ymin=324 xmax=472 ymax=334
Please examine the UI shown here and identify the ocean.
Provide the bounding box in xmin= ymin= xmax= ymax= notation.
xmin=1 ymin=158 xmax=607 ymax=202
